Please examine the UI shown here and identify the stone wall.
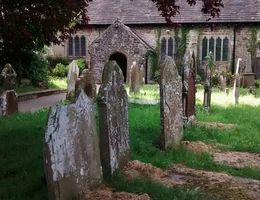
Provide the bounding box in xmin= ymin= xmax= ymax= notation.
xmin=51 ymin=24 xmax=258 ymax=81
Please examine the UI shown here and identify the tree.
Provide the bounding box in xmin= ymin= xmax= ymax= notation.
xmin=0 ymin=0 xmax=223 ymax=64
xmin=0 ymin=0 xmax=89 ymax=64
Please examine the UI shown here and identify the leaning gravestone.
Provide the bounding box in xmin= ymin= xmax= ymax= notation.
xmin=97 ymin=61 xmax=130 ymax=179
xmin=233 ymin=58 xmax=242 ymax=104
xmin=160 ymin=57 xmax=183 ymax=150
xmin=75 ymin=69 xmax=96 ymax=100
xmin=44 ymin=89 xmax=102 ymax=200
xmin=130 ymin=61 xmax=140 ymax=93
xmin=66 ymin=60 xmax=79 ymax=101
xmin=0 ymin=64 xmax=18 ymax=116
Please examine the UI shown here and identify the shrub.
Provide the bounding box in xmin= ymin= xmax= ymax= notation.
xmin=196 ymin=74 xmax=202 ymax=84
xmin=76 ymin=59 xmax=86 ymax=73
xmin=46 ymin=56 xmax=71 ymax=69
xmin=255 ymin=79 xmax=260 ymax=88
xmin=154 ymin=69 xmax=160 ymax=83
xmin=212 ymin=73 xmax=220 ymax=86
xmin=20 ymin=54 xmax=49 ymax=86
xmin=226 ymin=72 xmax=235 ymax=86
xmin=52 ymin=63 xmax=68 ymax=78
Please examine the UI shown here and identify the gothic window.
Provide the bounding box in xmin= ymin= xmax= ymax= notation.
xmin=201 ymin=36 xmax=229 ymax=61
xmin=209 ymin=37 xmax=215 ymax=54
xmin=202 ymin=37 xmax=208 ymax=61
xmin=68 ymin=36 xmax=73 ymax=57
xmin=223 ymin=37 xmax=229 ymax=61
xmin=161 ymin=37 xmax=167 ymax=61
xmin=160 ymin=36 xmax=174 ymax=61
xmin=74 ymin=36 xmax=80 ymax=56
xmin=216 ymin=37 xmax=221 ymax=61
xmin=81 ymin=36 xmax=86 ymax=56
xmin=168 ymin=37 xmax=174 ymax=57
xmin=67 ymin=35 xmax=87 ymax=57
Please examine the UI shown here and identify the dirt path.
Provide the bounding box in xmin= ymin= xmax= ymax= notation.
xmin=123 ymin=160 xmax=260 ymax=200
xmin=18 ymin=93 xmax=66 ymax=112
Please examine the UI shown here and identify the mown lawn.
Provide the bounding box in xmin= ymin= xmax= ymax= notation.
xmin=1 ymin=86 xmax=260 ymax=199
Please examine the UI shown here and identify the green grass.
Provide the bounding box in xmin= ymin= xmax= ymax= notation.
xmin=1 ymin=87 xmax=260 ymax=199
xmin=47 ymin=76 xmax=67 ymax=89
xmin=0 ymin=86 xmax=41 ymax=94
xmin=126 ymin=84 xmax=160 ymax=100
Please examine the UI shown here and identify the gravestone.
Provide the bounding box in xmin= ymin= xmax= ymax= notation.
xmin=44 ymin=90 xmax=102 ymax=200
xmin=182 ymin=52 xmax=196 ymax=125
xmin=160 ymin=57 xmax=183 ymax=150
xmin=233 ymin=58 xmax=242 ymax=104
xmin=75 ymin=69 xmax=96 ymax=101
xmin=130 ymin=61 xmax=140 ymax=93
xmin=66 ymin=60 xmax=79 ymax=101
xmin=97 ymin=61 xmax=130 ymax=178
xmin=219 ymin=71 xmax=226 ymax=91
xmin=0 ymin=64 xmax=18 ymax=116
xmin=203 ymin=62 xmax=212 ymax=112
xmin=140 ymin=65 xmax=145 ymax=86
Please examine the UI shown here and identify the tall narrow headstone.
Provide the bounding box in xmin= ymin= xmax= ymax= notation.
xmin=0 ymin=64 xmax=18 ymax=116
xmin=182 ymin=52 xmax=196 ymax=125
xmin=75 ymin=69 xmax=96 ymax=101
xmin=130 ymin=61 xmax=140 ymax=93
xmin=66 ymin=60 xmax=79 ymax=101
xmin=97 ymin=61 xmax=130 ymax=179
xmin=140 ymin=65 xmax=145 ymax=86
xmin=203 ymin=62 xmax=212 ymax=112
xmin=233 ymin=58 xmax=242 ymax=104
xmin=44 ymin=90 xmax=102 ymax=200
xmin=160 ymin=57 xmax=183 ymax=150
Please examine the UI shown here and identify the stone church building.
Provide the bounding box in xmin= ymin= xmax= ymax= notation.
xmin=51 ymin=0 xmax=260 ymax=84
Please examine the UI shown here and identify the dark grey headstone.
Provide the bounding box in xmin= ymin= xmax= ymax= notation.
xmin=97 ymin=61 xmax=130 ymax=179
xmin=160 ymin=57 xmax=183 ymax=150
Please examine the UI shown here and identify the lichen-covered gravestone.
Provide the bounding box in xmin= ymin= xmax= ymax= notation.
xmin=0 ymin=63 xmax=18 ymax=116
xmin=44 ymin=88 xmax=102 ymax=200
xmin=97 ymin=61 xmax=130 ymax=179
xmin=160 ymin=57 xmax=183 ymax=150
xmin=130 ymin=61 xmax=140 ymax=93
xmin=182 ymin=52 xmax=196 ymax=125
xmin=140 ymin=65 xmax=145 ymax=86
xmin=203 ymin=59 xmax=212 ymax=112
xmin=66 ymin=60 xmax=79 ymax=101
xmin=75 ymin=69 xmax=96 ymax=100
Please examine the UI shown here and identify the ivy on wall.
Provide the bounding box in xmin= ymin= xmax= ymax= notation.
xmin=246 ymin=27 xmax=259 ymax=73
xmin=146 ymin=27 xmax=161 ymax=81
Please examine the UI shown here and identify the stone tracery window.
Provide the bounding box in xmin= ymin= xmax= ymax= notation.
xmin=201 ymin=36 xmax=229 ymax=61
xmin=68 ymin=35 xmax=87 ymax=57
xmin=160 ymin=36 xmax=175 ymax=61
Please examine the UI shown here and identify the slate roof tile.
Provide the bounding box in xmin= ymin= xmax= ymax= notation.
xmin=87 ymin=0 xmax=260 ymax=25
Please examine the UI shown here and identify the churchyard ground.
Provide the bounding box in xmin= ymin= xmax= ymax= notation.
xmin=1 ymin=86 xmax=260 ymax=200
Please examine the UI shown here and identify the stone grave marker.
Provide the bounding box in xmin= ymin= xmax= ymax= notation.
xmin=66 ymin=60 xmax=79 ymax=101
xmin=130 ymin=61 xmax=140 ymax=93
xmin=0 ymin=64 xmax=18 ymax=116
xmin=203 ymin=56 xmax=212 ymax=112
xmin=233 ymin=58 xmax=242 ymax=104
xmin=140 ymin=65 xmax=145 ymax=86
xmin=44 ymin=90 xmax=102 ymax=200
xmin=97 ymin=61 xmax=130 ymax=179
xmin=75 ymin=69 xmax=96 ymax=100
xmin=160 ymin=57 xmax=183 ymax=150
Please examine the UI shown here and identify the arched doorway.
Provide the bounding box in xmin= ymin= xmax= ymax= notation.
xmin=109 ymin=52 xmax=127 ymax=82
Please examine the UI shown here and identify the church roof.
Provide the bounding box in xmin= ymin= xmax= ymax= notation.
xmin=87 ymin=0 xmax=260 ymax=25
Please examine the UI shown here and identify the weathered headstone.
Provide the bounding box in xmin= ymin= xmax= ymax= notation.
xmin=75 ymin=69 xmax=96 ymax=101
xmin=130 ymin=61 xmax=140 ymax=93
xmin=203 ymin=60 xmax=212 ymax=112
xmin=225 ymin=88 xmax=229 ymax=96
xmin=0 ymin=64 xmax=18 ymax=116
xmin=140 ymin=65 xmax=145 ymax=86
xmin=97 ymin=61 xmax=130 ymax=179
xmin=44 ymin=91 xmax=102 ymax=200
xmin=182 ymin=52 xmax=196 ymax=125
xmin=160 ymin=57 xmax=183 ymax=150
xmin=233 ymin=58 xmax=242 ymax=104
xmin=219 ymin=71 xmax=226 ymax=91
xmin=66 ymin=60 xmax=79 ymax=101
